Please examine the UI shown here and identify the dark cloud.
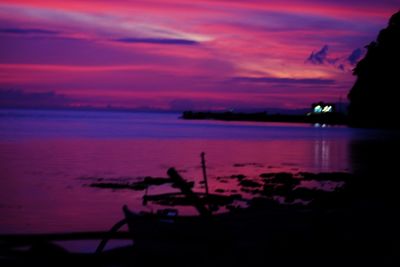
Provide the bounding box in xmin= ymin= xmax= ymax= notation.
xmin=0 ymin=28 xmax=59 ymax=35
xmin=307 ymin=45 xmax=329 ymax=64
xmin=0 ymin=89 xmax=71 ymax=108
xmin=347 ymin=48 xmax=364 ymax=65
xmin=233 ymin=76 xmax=336 ymax=85
xmin=114 ymin=37 xmax=199 ymax=45
xmin=307 ymin=45 xmax=364 ymax=71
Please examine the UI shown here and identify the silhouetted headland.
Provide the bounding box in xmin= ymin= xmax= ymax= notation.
xmin=348 ymin=10 xmax=400 ymax=128
xmin=182 ymin=107 xmax=347 ymax=126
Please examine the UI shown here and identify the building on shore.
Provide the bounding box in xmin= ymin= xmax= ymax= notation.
xmin=310 ymin=102 xmax=335 ymax=114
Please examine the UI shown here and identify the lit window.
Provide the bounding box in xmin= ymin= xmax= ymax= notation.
xmin=314 ymin=105 xmax=322 ymax=113
xmin=322 ymin=106 xmax=332 ymax=113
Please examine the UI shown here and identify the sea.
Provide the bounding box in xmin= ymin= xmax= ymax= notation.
xmin=0 ymin=108 xmax=391 ymax=237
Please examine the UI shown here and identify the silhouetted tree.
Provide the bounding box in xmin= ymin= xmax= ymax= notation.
xmin=348 ymin=10 xmax=400 ymax=128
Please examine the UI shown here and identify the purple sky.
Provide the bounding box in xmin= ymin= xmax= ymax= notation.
xmin=0 ymin=0 xmax=398 ymax=111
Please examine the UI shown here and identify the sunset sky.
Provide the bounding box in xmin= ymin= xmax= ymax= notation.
xmin=0 ymin=0 xmax=398 ymax=111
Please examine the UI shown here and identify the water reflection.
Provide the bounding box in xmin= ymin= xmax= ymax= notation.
xmin=313 ymin=139 xmax=330 ymax=171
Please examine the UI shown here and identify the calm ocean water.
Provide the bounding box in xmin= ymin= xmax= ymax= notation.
xmin=0 ymin=109 xmax=386 ymax=234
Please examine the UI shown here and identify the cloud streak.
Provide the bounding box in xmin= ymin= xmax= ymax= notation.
xmin=114 ymin=37 xmax=199 ymax=45
xmin=0 ymin=27 xmax=59 ymax=35
xmin=233 ymin=77 xmax=336 ymax=85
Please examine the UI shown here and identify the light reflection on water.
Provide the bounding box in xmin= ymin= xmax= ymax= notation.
xmin=0 ymin=109 xmax=383 ymax=233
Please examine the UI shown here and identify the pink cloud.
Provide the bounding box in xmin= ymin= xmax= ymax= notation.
xmin=0 ymin=0 xmax=397 ymax=110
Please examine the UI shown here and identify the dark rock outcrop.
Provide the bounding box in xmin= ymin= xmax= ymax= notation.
xmin=348 ymin=11 xmax=400 ymax=128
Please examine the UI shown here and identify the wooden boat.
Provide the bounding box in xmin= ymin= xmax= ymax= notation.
xmin=97 ymin=166 xmax=293 ymax=253
xmin=120 ymin=167 xmax=239 ymax=246
xmin=95 ymin=167 xmax=239 ymax=253
xmin=122 ymin=205 xmax=234 ymax=246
